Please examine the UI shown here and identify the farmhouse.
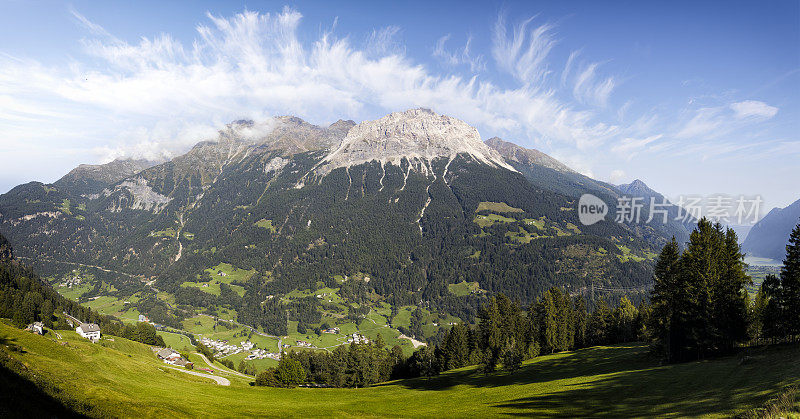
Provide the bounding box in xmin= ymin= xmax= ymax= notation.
xmin=156 ymin=348 xmax=193 ymax=367
xmin=25 ymin=321 xmax=44 ymax=335
xmin=76 ymin=323 xmax=101 ymax=341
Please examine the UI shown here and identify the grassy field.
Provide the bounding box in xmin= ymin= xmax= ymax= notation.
xmin=448 ymin=281 xmax=481 ymax=297
xmin=476 ymin=201 xmax=524 ymax=213
xmin=180 ymin=263 xmax=253 ymax=296
xmin=1 ymin=320 xmax=797 ymax=417
xmin=255 ymin=218 xmax=276 ymax=232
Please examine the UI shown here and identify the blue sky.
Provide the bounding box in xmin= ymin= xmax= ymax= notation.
xmin=1 ymin=0 xmax=798 ymax=214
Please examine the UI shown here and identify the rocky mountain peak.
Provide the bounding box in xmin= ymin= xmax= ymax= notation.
xmin=316 ymin=109 xmax=516 ymax=174
xmin=617 ymin=179 xmax=657 ymax=198
xmin=485 ymin=137 xmax=574 ymax=173
xmin=53 ymin=158 xmax=156 ymax=194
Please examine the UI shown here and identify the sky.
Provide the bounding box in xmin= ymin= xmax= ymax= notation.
xmin=1 ymin=0 xmax=798 ymax=215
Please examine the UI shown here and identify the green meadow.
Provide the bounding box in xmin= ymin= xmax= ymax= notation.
xmin=1 ymin=321 xmax=797 ymax=418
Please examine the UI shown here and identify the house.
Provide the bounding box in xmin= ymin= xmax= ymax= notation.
xmin=76 ymin=323 xmax=101 ymax=341
xmin=322 ymin=327 xmax=340 ymax=334
xmin=156 ymin=348 xmax=193 ymax=367
xmin=138 ymin=314 xmax=149 ymax=323
xmin=157 ymin=348 xmax=179 ymax=360
xmin=25 ymin=322 xmax=44 ymax=335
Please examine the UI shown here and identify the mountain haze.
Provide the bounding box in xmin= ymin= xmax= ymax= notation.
xmin=742 ymin=198 xmax=800 ymax=260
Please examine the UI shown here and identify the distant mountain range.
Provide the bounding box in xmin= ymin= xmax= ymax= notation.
xmin=0 ymin=108 xmax=693 ymax=328
xmin=742 ymin=198 xmax=800 ymax=261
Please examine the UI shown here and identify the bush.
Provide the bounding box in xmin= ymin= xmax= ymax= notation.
xmin=255 ymin=368 xmax=279 ymax=387
xmin=255 ymin=357 xmax=306 ymax=388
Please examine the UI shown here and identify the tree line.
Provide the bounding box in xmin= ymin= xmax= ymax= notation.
xmin=649 ymin=218 xmax=799 ymax=362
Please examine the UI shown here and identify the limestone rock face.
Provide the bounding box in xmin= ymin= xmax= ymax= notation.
xmin=485 ymin=137 xmax=574 ymax=173
xmin=317 ymin=108 xmax=517 ymax=174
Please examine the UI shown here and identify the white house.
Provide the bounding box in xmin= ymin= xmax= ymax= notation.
xmin=26 ymin=321 xmax=44 ymax=335
xmin=76 ymin=323 xmax=101 ymax=341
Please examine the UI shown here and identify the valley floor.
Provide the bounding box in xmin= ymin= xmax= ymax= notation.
xmin=0 ymin=320 xmax=797 ymax=418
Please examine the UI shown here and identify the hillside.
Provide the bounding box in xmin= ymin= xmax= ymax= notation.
xmin=0 ymin=109 xmax=678 ymax=343
xmin=743 ymin=198 xmax=800 ymax=260
xmin=486 ymin=138 xmax=693 ymax=247
xmin=0 ymin=321 xmax=797 ymax=417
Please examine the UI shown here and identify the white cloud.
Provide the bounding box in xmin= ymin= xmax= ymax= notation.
xmin=675 ymin=100 xmax=778 ymax=141
xmin=611 ymin=134 xmax=663 ymax=160
xmin=609 ymin=169 xmax=626 ymax=184
xmin=730 ymin=100 xmax=778 ymax=119
xmin=561 ymin=50 xmax=580 ymax=86
xmin=572 ymin=62 xmax=616 ymax=108
xmin=491 ymin=14 xmax=556 ymax=86
xmin=366 ymin=26 xmax=404 ymax=57
xmin=0 ymin=7 xmax=625 ymax=173
xmin=432 ymin=34 xmax=485 ymax=72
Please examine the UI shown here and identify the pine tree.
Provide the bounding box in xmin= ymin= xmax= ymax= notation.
xmin=539 ymin=290 xmax=559 ymax=353
xmin=712 ymin=227 xmax=750 ymax=351
xmin=780 ymin=222 xmax=800 ymax=339
xmin=650 ymin=237 xmax=681 ymax=359
xmin=572 ymin=296 xmax=588 ymax=349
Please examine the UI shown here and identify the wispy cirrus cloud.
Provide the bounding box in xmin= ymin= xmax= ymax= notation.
xmin=675 ymin=100 xmax=779 ymax=140
xmin=611 ymin=134 xmax=664 ymax=160
xmin=730 ymin=100 xmax=778 ymax=119
xmin=491 ymin=13 xmax=556 ymax=86
xmin=0 ymin=7 xmax=624 ymax=166
xmin=432 ymin=34 xmax=485 ymax=72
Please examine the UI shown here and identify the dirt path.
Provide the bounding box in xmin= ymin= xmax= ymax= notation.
xmin=398 ymin=333 xmax=427 ymax=348
xmin=194 ymin=353 xmax=251 ymax=379
xmin=174 ymin=212 xmax=185 ymax=262
xmin=165 ymin=366 xmax=230 ymax=386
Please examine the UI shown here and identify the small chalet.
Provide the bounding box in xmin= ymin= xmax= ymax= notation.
xmin=156 ymin=348 xmax=193 ymax=368
xmin=76 ymin=323 xmax=101 ymax=341
xmin=25 ymin=321 xmax=44 ymax=335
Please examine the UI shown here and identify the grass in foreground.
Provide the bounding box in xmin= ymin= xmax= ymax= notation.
xmin=0 ymin=321 xmax=797 ymax=417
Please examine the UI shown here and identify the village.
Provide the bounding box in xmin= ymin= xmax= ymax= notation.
xmin=57 ymin=269 xmax=84 ymax=288
xmin=199 ymin=336 xmax=281 ymax=361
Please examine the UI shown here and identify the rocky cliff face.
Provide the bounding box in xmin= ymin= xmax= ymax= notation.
xmin=485 ymin=137 xmax=574 ymax=173
xmin=317 ymin=109 xmax=516 ymax=175
xmin=54 ymin=158 xmax=156 ymax=194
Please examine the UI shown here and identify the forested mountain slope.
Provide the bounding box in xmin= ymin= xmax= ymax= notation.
xmin=0 ymin=109 xmax=673 ymax=333
xmin=743 ymin=198 xmax=800 ymax=260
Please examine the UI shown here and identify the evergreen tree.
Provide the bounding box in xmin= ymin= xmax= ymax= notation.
xmin=780 ymin=222 xmax=800 ymax=339
xmin=649 ymin=237 xmax=681 ymax=360
xmin=572 ymin=296 xmax=588 ymax=349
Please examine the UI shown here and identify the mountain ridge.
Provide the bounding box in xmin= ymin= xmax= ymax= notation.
xmin=742 ymin=198 xmax=800 ymax=260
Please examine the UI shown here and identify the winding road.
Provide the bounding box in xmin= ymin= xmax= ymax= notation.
xmin=165 ymin=366 xmax=230 ymax=386
xmin=194 ymin=352 xmax=251 ymax=379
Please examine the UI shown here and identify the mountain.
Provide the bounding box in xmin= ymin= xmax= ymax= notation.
xmin=0 ymin=109 xmax=672 ymax=337
xmin=53 ymin=158 xmax=156 ymax=195
xmin=485 ymin=137 xmax=573 ymax=173
xmin=318 ymin=109 xmax=514 ymax=175
xmin=742 ymin=198 xmax=800 ymax=260
xmin=616 ymin=179 xmax=658 ymax=199
xmin=486 ymin=139 xmax=693 ymax=247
